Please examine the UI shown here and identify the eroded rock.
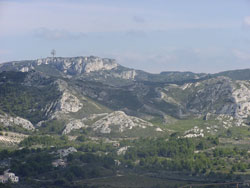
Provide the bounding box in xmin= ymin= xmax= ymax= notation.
xmin=92 ymin=111 xmax=153 ymax=134
xmin=0 ymin=114 xmax=35 ymax=131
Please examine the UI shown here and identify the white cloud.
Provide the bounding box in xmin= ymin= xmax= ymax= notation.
xmin=0 ymin=49 xmax=10 ymax=55
xmin=33 ymin=27 xmax=86 ymax=40
xmin=233 ymin=49 xmax=250 ymax=60
xmin=0 ymin=0 xmax=238 ymax=37
xmin=124 ymin=30 xmax=147 ymax=38
xmin=132 ymin=16 xmax=146 ymax=23
xmin=243 ymin=16 xmax=250 ymax=27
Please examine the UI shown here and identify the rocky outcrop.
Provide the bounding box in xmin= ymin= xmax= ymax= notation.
xmin=0 ymin=114 xmax=35 ymax=131
xmin=184 ymin=126 xmax=204 ymax=138
xmin=61 ymin=113 xmax=108 ymax=135
xmin=185 ymin=77 xmax=235 ymax=115
xmin=62 ymin=119 xmax=87 ymax=135
xmin=52 ymin=79 xmax=83 ymax=117
xmin=117 ymin=146 xmax=130 ymax=155
xmin=57 ymin=147 xmax=77 ymax=157
xmin=84 ymin=57 xmax=117 ymax=73
xmin=35 ymin=56 xmax=117 ymax=75
xmin=164 ymin=77 xmax=250 ymax=121
xmin=20 ymin=67 xmax=30 ymax=72
xmin=232 ymin=81 xmax=250 ymax=119
xmin=92 ymin=111 xmax=153 ymax=134
xmin=114 ymin=70 xmax=136 ymax=80
xmin=56 ymin=91 xmax=83 ymax=113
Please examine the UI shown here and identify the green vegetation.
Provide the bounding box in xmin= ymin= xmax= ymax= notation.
xmin=38 ymin=120 xmax=66 ymax=134
xmin=19 ymin=135 xmax=71 ymax=148
xmin=0 ymin=71 xmax=61 ymax=124
xmin=0 ymin=65 xmax=250 ymax=187
xmin=1 ymin=133 xmax=249 ymax=188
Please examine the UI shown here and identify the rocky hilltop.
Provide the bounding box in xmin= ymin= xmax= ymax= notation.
xmin=0 ymin=56 xmax=117 ymax=75
xmin=92 ymin=111 xmax=155 ymax=134
xmin=0 ymin=56 xmax=211 ymax=84
xmin=158 ymin=76 xmax=250 ymax=121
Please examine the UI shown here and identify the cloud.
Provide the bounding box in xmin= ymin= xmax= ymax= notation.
xmin=124 ymin=30 xmax=147 ymax=38
xmin=33 ymin=27 xmax=86 ymax=40
xmin=243 ymin=16 xmax=250 ymax=27
xmin=0 ymin=49 xmax=10 ymax=55
xmin=233 ymin=49 xmax=250 ymax=60
xmin=132 ymin=15 xmax=145 ymax=23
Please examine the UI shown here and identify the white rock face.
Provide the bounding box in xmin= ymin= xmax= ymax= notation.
xmin=92 ymin=111 xmax=153 ymax=134
xmin=159 ymin=91 xmax=179 ymax=105
xmin=184 ymin=126 xmax=204 ymax=138
xmin=61 ymin=113 xmax=108 ymax=135
xmin=84 ymin=58 xmax=117 ymax=73
xmin=232 ymin=81 xmax=250 ymax=119
xmin=117 ymin=146 xmax=130 ymax=155
xmin=167 ymin=77 xmax=250 ymax=124
xmin=56 ymin=92 xmax=83 ymax=113
xmin=57 ymin=147 xmax=77 ymax=157
xmin=155 ymin=127 xmax=163 ymax=132
xmin=181 ymin=83 xmax=192 ymax=90
xmin=114 ymin=70 xmax=136 ymax=80
xmin=62 ymin=119 xmax=87 ymax=135
xmin=20 ymin=67 xmax=29 ymax=72
xmin=53 ymin=79 xmax=83 ymax=114
xmin=35 ymin=56 xmax=117 ymax=74
xmin=0 ymin=114 xmax=35 ymax=131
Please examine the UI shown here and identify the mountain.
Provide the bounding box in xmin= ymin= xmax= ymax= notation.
xmin=0 ymin=56 xmax=250 ymax=131
xmin=0 ymin=56 xmax=209 ymax=85
xmin=214 ymin=68 xmax=250 ymax=80
xmin=0 ymin=61 xmax=165 ymax=138
xmin=1 ymin=56 xmax=250 ymax=187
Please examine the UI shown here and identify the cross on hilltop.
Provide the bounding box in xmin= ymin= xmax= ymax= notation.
xmin=51 ymin=49 xmax=56 ymax=58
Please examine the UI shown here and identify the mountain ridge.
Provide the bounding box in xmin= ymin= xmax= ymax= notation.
xmin=1 ymin=56 xmax=250 ymax=81
xmin=0 ymin=56 xmax=250 ymax=138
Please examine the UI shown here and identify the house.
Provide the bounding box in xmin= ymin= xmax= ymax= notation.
xmin=243 ymin=180 xmax=250 ymax=186
xmin=0 ymin=170 xmax=19 ymax=184
xmin=112 ymin=142 xmax=120 ymax=147
xmin=52 ymin=158 xmax=67 ymax=168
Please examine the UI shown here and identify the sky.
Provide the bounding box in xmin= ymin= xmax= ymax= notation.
xmin=0 ymin=0 xmax=250 ymax=73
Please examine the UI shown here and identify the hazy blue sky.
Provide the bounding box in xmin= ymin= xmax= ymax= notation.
xmin=0 ymin=0 xmax=250 ymax=73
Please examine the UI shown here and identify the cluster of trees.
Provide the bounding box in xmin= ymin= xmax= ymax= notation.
xmin=19 ymin=135 xmax=71 ymax=147
xmin=122 ymin=137 xmax=218 ymax=160
xmin=0 ymin=71 xmax=60 ymax=124
xmin=213 ymin=147 xmax=248 ymax=157
xmin=119 ymin=137 xmax=249 ymax=177
xmin=11 ymin=152 xmax=53 ymax=176
xmin=77 ymin=142 xmax=114 ymax=153
xmin=231 ymin=162 xmax=250 ymax=172
xmin=0 ymin=146 xmax=116 ymax=186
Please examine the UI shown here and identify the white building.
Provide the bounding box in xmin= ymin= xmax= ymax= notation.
xmin=0 ymin=170 xmax=19 ymax=183
xmin=52 ymin=158 xmax=67 ymax=168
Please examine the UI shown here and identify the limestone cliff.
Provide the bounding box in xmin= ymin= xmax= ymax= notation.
xmin=0 ymin=113 xmax=35 ymax=131
xmin=92 ymin=111 xmax=153 ymax=134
